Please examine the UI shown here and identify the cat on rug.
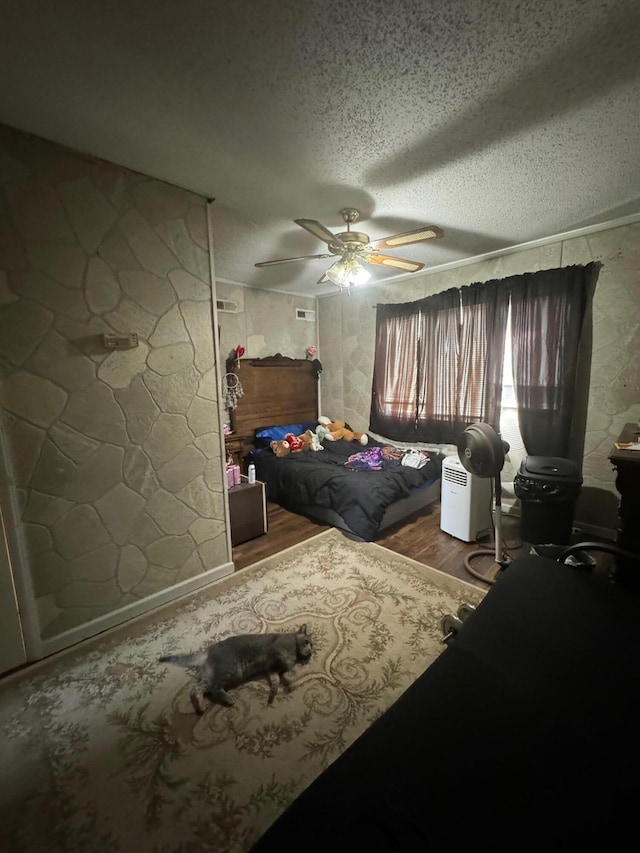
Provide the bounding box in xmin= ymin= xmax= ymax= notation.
xmin=159 ymin=624 xmax=314 ymax=713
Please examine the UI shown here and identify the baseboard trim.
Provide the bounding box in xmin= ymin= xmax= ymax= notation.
xmin=572 ymin=521 xmax=617 ymax=541
xmin=40 ymin=560 xmax=235 ymax=661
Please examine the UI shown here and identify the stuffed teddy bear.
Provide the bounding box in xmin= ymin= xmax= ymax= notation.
xmin=270 ymin=430 xmax=321 ymax=457
xmin=270 ymin=438 xmax=291 ymax=457
xmin=317 ymin=416 xmax=369 ymax=445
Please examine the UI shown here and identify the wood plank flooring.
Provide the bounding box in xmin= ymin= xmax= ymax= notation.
xmin=232 ymin=500 xmax=616 ymax=590
xmin=232 ymin=500 xmax=531 ymax=591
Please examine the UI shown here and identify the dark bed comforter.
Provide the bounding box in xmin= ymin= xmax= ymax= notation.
xmin=251 ymin=439 xmax=443 ymax=541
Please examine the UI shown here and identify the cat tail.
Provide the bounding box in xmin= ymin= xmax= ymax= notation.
xmin=158 ymin=652 xmax=206 ymax=668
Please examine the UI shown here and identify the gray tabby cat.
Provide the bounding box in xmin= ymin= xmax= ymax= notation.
xmin=159 ymin=624 xmax=313 ymax=713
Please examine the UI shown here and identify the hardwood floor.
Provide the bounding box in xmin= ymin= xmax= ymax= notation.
xmin=232 ymin=500 xmax=616 ymax=590
xmin=233 ymin=500 xmax=532 ymax=590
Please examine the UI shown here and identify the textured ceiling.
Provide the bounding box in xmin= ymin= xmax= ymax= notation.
xmin=1 ymin=0 xmax=639 ymax=296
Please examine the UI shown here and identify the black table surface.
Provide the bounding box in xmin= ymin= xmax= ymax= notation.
xmin=251 ymin=554 xmax=640 ymax=851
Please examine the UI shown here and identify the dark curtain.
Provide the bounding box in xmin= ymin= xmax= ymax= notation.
xmin=414 ymin=288 xmax=464 ymax=442
xmin=370 ymin=300 xmax=422 ymax=439
xmin=370 ymin=265 xmax=596 ymax=451
xmin=459 ymin=280 xmax=510 ymax=432
xmin=370 ymin=286 xmax=507 ymax=443
xmin=509 ymin=263 xmax=599 ymax=457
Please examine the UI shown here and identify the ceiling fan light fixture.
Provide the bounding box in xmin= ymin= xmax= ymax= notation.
xmin=325 ymin=257 xmax=371 ymax=288
xmin=256 ymin=208 xmax=444 ymax=287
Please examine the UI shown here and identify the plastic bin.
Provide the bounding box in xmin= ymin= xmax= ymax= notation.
xmin=514 ymin=456 xmax=583 ymax=545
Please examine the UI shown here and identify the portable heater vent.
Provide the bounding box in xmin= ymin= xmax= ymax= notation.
xmin=440 ymin=455 xmax=492 ymax=542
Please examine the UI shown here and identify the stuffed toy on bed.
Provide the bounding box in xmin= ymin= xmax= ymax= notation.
xmin=270 ymin=438 xmax=292 ymax=457
xmin=285 ymin=432 xmax=305 ymax=452
xmin=305 ymin=429 xmax=324 ymax=451
xmin=270 ymin=429 xmax=323 ymax=457
xmin=317 ymin=416 xmax=369 ymax=445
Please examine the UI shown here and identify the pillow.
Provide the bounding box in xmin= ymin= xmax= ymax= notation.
xmin=254 ymin=420 xmax=319 ymax=447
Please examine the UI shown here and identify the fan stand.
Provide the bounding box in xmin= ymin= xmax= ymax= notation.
xmin=441 ymin=423 xmax=512 ymax=643
xmin=462 ymin=469 xmax=510 ymax=586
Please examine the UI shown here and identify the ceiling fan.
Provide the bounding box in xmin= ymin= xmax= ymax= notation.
xmin=255 ymin=208 xmax=444 ymax=289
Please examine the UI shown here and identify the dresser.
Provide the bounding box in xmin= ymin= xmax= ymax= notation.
xmin=608 ymin=422 xmax=640 ymax=586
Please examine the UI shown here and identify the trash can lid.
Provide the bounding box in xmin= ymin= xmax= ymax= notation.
xmin=520 ymin=455 xmax=581 ymax=480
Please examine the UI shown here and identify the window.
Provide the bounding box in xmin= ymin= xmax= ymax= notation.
xmin=499 ymin=307 xmax=526 ymax=481
xmin=370 ymin=263 xmax=596 ymax=458
xmin=370 ymin=285 xmax=506 ymax=444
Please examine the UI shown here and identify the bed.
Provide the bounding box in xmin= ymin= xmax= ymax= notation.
xmin=226 ymin=355 xmax=443 ymax=541
xmin=250 ymin=436 xmax=443 ymax=541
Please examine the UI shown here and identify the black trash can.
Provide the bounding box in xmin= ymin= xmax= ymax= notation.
xmin=514 ymin=456 xmax=583 ymax=545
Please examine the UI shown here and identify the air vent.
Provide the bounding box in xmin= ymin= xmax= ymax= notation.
xmin=296 ymin=308 xmax=316 ymax=322
xmin=216 ymin=299 xmax=238 ymax=313
xmin=443 ymin=465 xmax=468 ymax=487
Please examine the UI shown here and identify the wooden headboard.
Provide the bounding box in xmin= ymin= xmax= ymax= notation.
xmin=227 ymin=354 xmax=320 ymax=438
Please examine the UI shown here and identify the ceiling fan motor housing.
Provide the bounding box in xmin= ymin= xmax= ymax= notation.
xmin=255 ymin=206 xmax=442 ymax=279
xmin=330 ymin=231 xmax=370 ymax=254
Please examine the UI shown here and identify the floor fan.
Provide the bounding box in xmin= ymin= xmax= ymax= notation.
xmin=455 ymin=422 xmax=511 ymax=585
xmin=441 ymin=423 xmax=511 ymax=642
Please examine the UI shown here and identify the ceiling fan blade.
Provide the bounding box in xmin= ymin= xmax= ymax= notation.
xmin=316 ymin=272 xmax=330 ymax=284
xmin=255 ymin=252 xmax=333 ymax=268
xmin=364 ymin=253 xmax=425 ymax=273
xmin=368 ymin=225 xmax=444 ymax=251
xmin=295 ymin=218 xmax=345 ymax=247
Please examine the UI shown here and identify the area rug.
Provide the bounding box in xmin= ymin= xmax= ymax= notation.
xmin=0 ymin=529 xmax=484 ymax=853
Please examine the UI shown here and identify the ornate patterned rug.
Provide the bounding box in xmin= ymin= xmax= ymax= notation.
xmin=0 ymin=529 xmax=484 ymax=853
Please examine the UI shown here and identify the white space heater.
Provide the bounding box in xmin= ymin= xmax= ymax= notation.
xmin=440 ymin=455 xmax=493 ymax=542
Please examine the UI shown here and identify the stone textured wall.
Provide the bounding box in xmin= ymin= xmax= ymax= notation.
xmin=216 ymin=280 xmax=317 ymax=365
xmin=318 ymin=224 xmax=640 ymax=532
xmin=0 ymin=124 xmax=228 ymax=641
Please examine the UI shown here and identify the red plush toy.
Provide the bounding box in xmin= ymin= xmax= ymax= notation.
xmin=284 ymin=432 xmax=304 ymax=452
xmin=270 ymin=430 xmax=314 ymax=457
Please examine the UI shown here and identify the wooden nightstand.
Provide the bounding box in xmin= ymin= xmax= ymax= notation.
xmin=228 ymin=480 xmax=268 ymax=546
xmin=224 ymin=433 xmax=248 ymax=470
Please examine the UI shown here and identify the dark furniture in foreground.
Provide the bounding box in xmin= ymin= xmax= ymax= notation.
xmin=609 ymin=422 xmax=640 ymax=586
xmin=252 ymin=550 xmax=640 ymax=851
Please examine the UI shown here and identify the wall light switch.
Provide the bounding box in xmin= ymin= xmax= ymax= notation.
xmin=102 ymin=333 xmax=139 ymax=350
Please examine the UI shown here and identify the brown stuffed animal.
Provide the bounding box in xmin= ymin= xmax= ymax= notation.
xmin=270 ymin=438 xmax=291 ymax=457
xmin=270 ymin=430 xmax=316 ymax=457
xmin=318 ymin=416 xmax=369 ymax=445
xmin=297 ymin=430 xmax=314 ymax=451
